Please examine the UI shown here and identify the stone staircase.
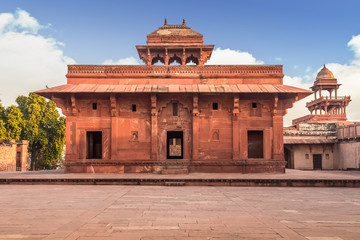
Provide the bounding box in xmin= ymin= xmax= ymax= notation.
xmin=161 ymin=165 xmax=189 ymax=174
xmin=164 ymin=181 xmax=186 ymax=186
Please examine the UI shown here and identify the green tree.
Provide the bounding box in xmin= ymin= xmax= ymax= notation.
xmin=0 ymin=100 xmax=6 ymax=138
xmin=4 ymin=106 xmax=23 ymax=140
xmin=0 ymin=120 xmax=6 ymax=139
xmin=16 ymin=93 xmax=66 ymax=170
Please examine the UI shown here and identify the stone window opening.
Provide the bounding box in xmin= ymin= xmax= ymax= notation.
xmin=250 ymin=102 xmax=262 ymax=117
xmin=92 ymin=103 xmax=97 ymax=110
xmin=169 ymin=55 xmax=182 ymax=65
xmin=248 ymin=130 xmax=263 ymax=158
xmin=186 ymin=55 xmax=199 ymax=65
xmin=152 ymin=54 xmax=165 ymax=65
xmin=212 ymin=130 xmax=220 ymax=141
xmin=130 ymin=131 xmax=138 ymax=141
xmin=212 ymin=102 xmax=218 ymax=110
xmin=172 ymin=103 xmax=178 ymax=116
xmin=86 ymin=131 xmax=102 ymax=159
xmin=132 ymin=104 xmax=137 ymax=112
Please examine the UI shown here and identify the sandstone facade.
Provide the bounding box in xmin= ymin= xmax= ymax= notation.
xmin=36 ymin=21 xmax=311 ymax=173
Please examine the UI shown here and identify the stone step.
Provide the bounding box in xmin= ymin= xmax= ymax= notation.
xmin=164 ymin=182 xmax=185 ymax=186
xmin=161 ymin=166 xmax=189 ymax=174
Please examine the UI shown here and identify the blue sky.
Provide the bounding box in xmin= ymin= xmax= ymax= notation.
xmin=1 ymin=0 xmax=360 ymax=125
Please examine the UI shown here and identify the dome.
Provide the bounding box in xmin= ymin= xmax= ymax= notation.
xmin=316 ymin=65 xmax=335 ymax=80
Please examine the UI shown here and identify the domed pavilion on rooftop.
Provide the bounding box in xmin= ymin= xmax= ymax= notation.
xmin=292 ymin=65 xmax=351 ymax=126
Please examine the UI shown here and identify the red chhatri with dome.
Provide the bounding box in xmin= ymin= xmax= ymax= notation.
xmin=293 ymin=65 xmax=351 ymax=126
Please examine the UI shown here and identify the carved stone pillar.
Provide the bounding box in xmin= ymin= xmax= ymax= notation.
xmin=182 ymin=48 xmax=186 ymax=65
xmin=147 ymin=48 xmax=151 ymax=65
xmin=232 ymin=95 xmax=240 ymax=160
xmin=165 ymin=48 xmax=169 ymax=66
xmin=263 ymin=128 xmax=271 ymax=160
xmin=151 ymin=94 xmax=158 ymax=160
xmin=192 ymin=94 xmax=199 ymax=160
xmin=272 ymin=96 xmax=285 ymax=161
xmin=272 ymin=115 xmax=284 ymax=160
xmin=110 ymin=94 xmax=118 ymax=160
xmin=79 ymin=129 xmax=86 ymax=160
xmin=65 ymin=116 xmax=77 ymax=161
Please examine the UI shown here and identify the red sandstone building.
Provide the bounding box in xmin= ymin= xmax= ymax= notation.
xmin=36 ymin=21 xmax=311 ymax=173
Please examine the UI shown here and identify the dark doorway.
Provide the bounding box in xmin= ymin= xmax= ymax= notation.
xmin=16 ymin=152 xmax=21 ymax=171
xmin=313 ymin=154 xmax=322 ymax=170
xmin=86 ymin=131 xmax=102 ymax=159
xmin=167 ymin=131 xmax=183 ymax=159
xmin=248 ymin=131 xmax=263 ymax=158
xmin=284 ymin=147 xmax=291 ymax=168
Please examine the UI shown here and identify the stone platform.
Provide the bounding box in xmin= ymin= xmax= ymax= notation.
xmin=1 ymin=169 xmax=360 ymax=187
xmin=0 ymin=185 xmax=360 ymax=239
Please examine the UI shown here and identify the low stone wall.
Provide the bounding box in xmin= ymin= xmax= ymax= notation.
xmin=336 ymin=141 xmax=360 ymax=170
xmin=0 ymin=140 xmax=17 ymax=171
xmin=0 ymin=139 xmax=29 ymax=171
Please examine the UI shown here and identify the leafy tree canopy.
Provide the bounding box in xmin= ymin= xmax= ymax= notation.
xmin=0 ymin=100 xmax=6 ymax=139
xmin=17 ymin=93 xmax=66 ymax=170
xmin=0 ymin=93 xmax=66 ymax=170
xmin=4 ymin=106 xmax=23 ymax=140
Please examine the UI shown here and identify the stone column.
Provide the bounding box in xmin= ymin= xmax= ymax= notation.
xmin=232 ymin=95 xmax=240 ymax=160
xmin=263 ymin=128 xmax=271 ymax=160
xmin=239 ymin=128 xmax=247 ymax=159
xmin=165 ymin=48 xmax=169 ymax=66
xmin=65 ymin=116 xmax=77 ymax=161
xmin=147 ymin=48 xmax=151 ymax=65
xmin=151 ymin=94 xmax=158 ymax=160
xmin=110 ymin=95 xmax=118 ymax=160
xmin=192 ymin=94 xmax=199 ymax=160
xmin=79 ymin=129 xmax=86 ymax=160
xmin=182 ymin=48 xmax=186 ymax=65
xmin=272 ymin=115 xmax=284 ymax=161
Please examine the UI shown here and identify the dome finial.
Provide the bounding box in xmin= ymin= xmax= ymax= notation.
xmin=182 ymin=19 xmax=186 ymax=26
xmin=323 ymin=64 xmax=326 ymax=69
xmin=164 ymin=18 xmax=168 ymax=25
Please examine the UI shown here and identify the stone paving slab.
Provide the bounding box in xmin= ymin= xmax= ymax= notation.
xmin=0 ymin=186 xmax=359 ymax=239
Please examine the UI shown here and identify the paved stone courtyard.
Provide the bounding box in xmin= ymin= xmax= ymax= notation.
xmin=0 ymin=185 xmax=359 ymax=240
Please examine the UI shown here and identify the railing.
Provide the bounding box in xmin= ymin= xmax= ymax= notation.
xmin=337 ymin=123 xmax=360 ymax=140
xmin=306 ymin=96 xmax=351 ymax=107
xmin=292 ymin=114 xmax=348 ymax=126
xmin=67 ymin=65 xmax=283 ymax=75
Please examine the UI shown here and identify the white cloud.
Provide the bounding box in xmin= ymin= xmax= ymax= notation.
xmin=275 ymin=57 xmax=282 ymax=62
xmin=348 ymin=34 xmax=360 ymax=65
xmin=305 ymin=66 xmax=312 ymax=73
xmin=0 ymin=9 xmax=44 ymax=34
xmin=0 ymin=9 xmax=75 ymax=106
xmin=102 ymin=56 xmax=140 ymax=65
xmin=206 ymin=48 xmax=264 ymax=65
